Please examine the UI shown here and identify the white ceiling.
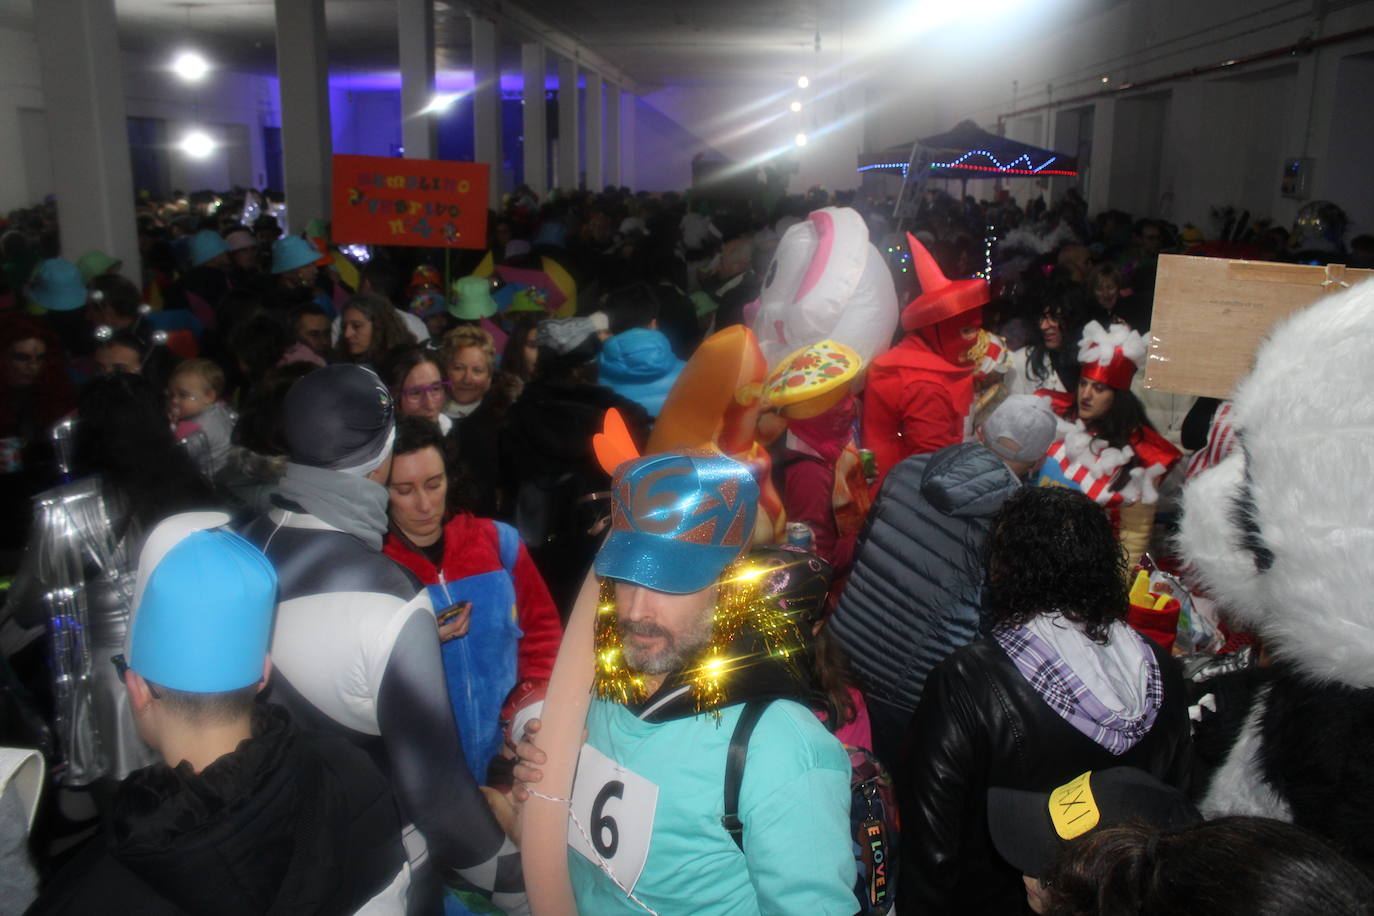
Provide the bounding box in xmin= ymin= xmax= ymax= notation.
xmin=0 ymin=0 xmax=901 ymax=89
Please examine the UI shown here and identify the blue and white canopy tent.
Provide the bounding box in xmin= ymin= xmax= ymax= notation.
xmin=860 ymin=119 xmax=1079 ymax=208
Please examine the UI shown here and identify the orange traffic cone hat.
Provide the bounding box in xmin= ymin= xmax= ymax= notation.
xmin=900 ymin=232 xmax=991 ymax=331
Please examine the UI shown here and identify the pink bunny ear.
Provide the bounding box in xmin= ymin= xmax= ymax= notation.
xmin=793 ymin=209 xmax=836 ymax=302
xmin=741 ymin=296 xmax=762 ymax=327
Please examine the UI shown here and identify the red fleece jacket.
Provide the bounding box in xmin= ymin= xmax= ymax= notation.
xmin=383 ymin=513 xmax=562 ymax=681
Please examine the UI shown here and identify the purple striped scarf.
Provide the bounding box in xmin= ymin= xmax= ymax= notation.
xmin=993 ymin=622 xmax=1162 ymax=755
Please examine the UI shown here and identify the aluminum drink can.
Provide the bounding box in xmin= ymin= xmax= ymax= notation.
xmin=859 ymin=448 xmax=878 ymax=483
xmin=785 ymin=522 xmax=813 ymax=551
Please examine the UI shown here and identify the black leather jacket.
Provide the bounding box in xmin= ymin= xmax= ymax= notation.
xmin=898 ymin=634 xmax=1192 ymax=914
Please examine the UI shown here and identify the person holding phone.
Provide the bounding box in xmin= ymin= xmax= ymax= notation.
xmin=383 ymin=415 xmax=561 ymax=783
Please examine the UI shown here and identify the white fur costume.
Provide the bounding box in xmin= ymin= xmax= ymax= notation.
xmin=1178 ymin=278 xmax=1374 ymax=835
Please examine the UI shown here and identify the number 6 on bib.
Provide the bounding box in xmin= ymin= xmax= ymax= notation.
xmin=568 ymin=744 xmax=659 ymax=894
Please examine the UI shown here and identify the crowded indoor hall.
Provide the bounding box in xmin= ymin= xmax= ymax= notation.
xmin=1 ymin=0 xmax=1373 ymax=913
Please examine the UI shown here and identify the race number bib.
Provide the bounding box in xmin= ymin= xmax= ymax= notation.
xmin=568 ymin=744 xmax=659 ymax=893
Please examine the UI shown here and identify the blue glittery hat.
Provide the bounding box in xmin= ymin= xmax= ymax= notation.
xmin=596 ymin=450 xmax=758 ymax=594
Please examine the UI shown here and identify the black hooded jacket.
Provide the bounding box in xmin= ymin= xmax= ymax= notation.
xmin=29 ymin=705 xmax=405 ymax=915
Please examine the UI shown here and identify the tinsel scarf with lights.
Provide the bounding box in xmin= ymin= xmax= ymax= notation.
xmin=592 ymin=560 xmax=809 ymax=720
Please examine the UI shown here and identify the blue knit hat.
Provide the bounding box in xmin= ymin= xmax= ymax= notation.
xmin=28 ymin=259 xmax=87 ymax=312
xmin=127 ymin=512 xmax=278 ymax=693
xmin=271 ymin=236 xmax=322 ymax=275
xmin=187 ymin=229 xmax=230 ymax=268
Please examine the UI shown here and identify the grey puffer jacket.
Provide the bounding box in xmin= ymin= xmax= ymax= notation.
xmin=829 ymin=442 xmax=1022 ymax=714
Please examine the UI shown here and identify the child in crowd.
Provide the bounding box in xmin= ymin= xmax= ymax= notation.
xmin=167 ymin=357 xmax=237 ymax=476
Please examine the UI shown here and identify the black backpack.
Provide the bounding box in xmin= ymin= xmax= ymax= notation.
xmin=722 ymin=700 xmax=899 ymax=915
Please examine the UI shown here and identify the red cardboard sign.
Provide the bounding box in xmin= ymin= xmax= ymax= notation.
xmin=331 ymin=154 xmax=489 ymax=249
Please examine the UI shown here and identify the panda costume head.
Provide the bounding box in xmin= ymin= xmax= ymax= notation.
xmin=1179 ymin=279 xmax=1374 ymax=688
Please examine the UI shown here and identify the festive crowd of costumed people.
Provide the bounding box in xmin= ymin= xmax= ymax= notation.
xmin=0 ymin=180 xmax=1371 ymax=916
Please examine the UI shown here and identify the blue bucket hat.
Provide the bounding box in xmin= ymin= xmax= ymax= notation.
xmin=127 ymin=513 xmax=278 ymax=693
xmin=187 ymin=229 xmax=230 ymax=268
xmin=271 ymin=236 xmax=322 ymax=275
xmin=28 ymin=259 xmax=87 ymax=312
xmin=596 ymin=450 xmax=759 ymax=594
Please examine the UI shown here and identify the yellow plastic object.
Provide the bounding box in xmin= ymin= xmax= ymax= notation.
xmin=764 ymin=339 xmax=862 ymax=420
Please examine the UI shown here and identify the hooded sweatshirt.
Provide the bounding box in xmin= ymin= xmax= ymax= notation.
xmin=597 ymin=328 xmax=685 ymax=418
xmin=29 ymin=705 xmax=407 ymax=915
xmin=863 ymin=333 xmax=974 ymax=487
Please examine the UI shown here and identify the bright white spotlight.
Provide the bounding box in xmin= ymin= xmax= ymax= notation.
xmin=420 ymin=92 xmax=464 ymax=115
xmin=797 ymin=75 xmax=810 ymax=89
xmin=789 ymin=100 xmax=803 ymax=113
xmin=795 ymin=132 xmax=808 ymax=147
xmin=179 ymin=131 xmax=215 ymax=159
xmin=172 ymin=50 xmax=210 ymax=83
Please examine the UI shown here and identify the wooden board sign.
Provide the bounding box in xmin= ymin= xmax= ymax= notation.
xmin=331 ymin=154 xmax=489 ymax=249
xmin=1146 ymin=253 xmax=1372 ymax=398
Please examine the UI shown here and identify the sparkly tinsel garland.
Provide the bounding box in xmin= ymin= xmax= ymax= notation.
xmin=592 ymin=561 xmax=809 ymax=719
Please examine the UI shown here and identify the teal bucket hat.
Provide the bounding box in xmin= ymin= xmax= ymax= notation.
xmin=188 ymin=229 xmax=230 ymax=268
xmin=271 ymin=236 xmax=322 ymax=275
xmin=28 ymin=259 xmax=87 ymax=312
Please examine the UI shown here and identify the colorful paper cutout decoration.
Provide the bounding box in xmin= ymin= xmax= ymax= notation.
xmin=751 ymin=206 xmax=899 ymax=369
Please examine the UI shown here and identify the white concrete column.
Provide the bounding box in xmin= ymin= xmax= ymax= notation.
xmin=471 ymin=14 xmax=502 ymax=209
xmin=556 ymin=56 xmax=580 ymax=191
xmin=398 ymin=0 xmax=436 ymax=160
xmin=274 ymin=0 xmax=332 ymax=232
xmin=584 ymin=70 xmax=604 ymax=190
xmin=32 ymin=0 xmax=139 ymax=272
xmin=605 ymin=82 xmax=621 ymax=188
xmin=1086 ymin=97 xmax=1116 ymax=217
xmin=521 ymin=42 xmax=547 ymax=196
xmin=621 ymin=92 xmax=636 ymax=189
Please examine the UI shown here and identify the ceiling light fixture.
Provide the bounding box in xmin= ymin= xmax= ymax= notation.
xmin=172 ymin=50 xmax=210 ymax=83
xmin=797 ymin=75 xmax=810 ymax=89
xmin=795 ymin=132 xmax=808 ymax=147
xmin=179 ymin=130 xmax=215 ymax=159
xmin=790 ymin=100 xmax=803 ymax=113
xmin=420 ymin=92 xmax=464 ymax=115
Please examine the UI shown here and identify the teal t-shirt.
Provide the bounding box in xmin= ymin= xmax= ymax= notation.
xmin=568 ymin=697 xmax=855 ymax=915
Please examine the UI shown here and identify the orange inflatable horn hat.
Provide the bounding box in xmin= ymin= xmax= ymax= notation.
xmin=900 ymin=232 xmax=990 ymax=332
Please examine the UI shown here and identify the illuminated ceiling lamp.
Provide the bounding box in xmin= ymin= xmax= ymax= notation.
xmin=795 ymin=132 xmax=808 ymax=147
xmin=179 ymin=130 xmax=215 ymax=159
xmin=172 ymin=49 xmax=210 ymax=83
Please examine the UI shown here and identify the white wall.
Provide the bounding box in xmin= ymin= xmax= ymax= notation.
xmin=0 ymin=25 xmax=280 ymax=210
xmin=846 ymin=0 xmax=1374 ymax=230
xmin=0 ymin=26 xmax=46 ymax=212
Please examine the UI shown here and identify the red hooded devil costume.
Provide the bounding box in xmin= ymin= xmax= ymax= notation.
xmin=862 ymin=234 xmax=987 ymax=486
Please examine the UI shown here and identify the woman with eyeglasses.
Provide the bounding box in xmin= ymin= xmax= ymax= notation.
xmin=387 ymin=346 xmax=454 ymax=434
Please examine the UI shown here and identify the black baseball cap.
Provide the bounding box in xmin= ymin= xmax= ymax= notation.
xmin=987 ymin=768 xmax=1201 ymax=878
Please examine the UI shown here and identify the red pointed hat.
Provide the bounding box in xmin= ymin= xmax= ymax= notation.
xmin=900 ymin=233 xmax=991 ymax=331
